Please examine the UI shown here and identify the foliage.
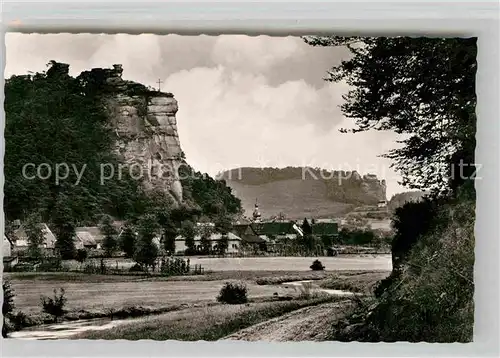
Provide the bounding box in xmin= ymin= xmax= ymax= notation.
xmin=36 ymin=257 xmax=64 ymax=272
xmin=133 ymin=214 xmax=160 ymax=270
xmin=3 ymin=280 xmax=16 ymax=316
xmin=24 ymin=212 xmax=45 ymax=259
xmin=310 ymin=259 xmax=325 ymax=271
xmin=390 ymin=198 xmax=442 ymax=270
xmin=180 ymin=220 xmax=197 ymax=254
xmin=337 ymin=228 xmax=377 ymax=246
xmin=217 ymin=282 xmax=248 ymax=304
xmin=336 ymin=197 xmax=474 ymax=342
xmin=304 ymin=37 xmax=477 ymax=342
xmin=303 ymin=37 xmax=477 ymax=195
xmin=4 ymin=61 xmax=147 ymax=223
xmin=120 ymin=225 xmax=137 ymax=258
xmin=301 ymin=218 xmax=313 ymax=235
xmin=82 ymin=259 xmax=109 ymax=274
xmin=180 ymin=164 xmax=242 ymax=218
xmin=4 ymin=61 xmax=242 ymax=243
xmin=199 ymin=226 xmax=213 ymax=255
xmin=217 ymin=234 xmax=229 ymax=256
xmin=160 ymin=257 xmax=191 ymax=276
xmin=76 ymin=249 xmax=88 ymax=263
xmin=52 ymin=194 xmax=77 ymax=260
xmin=100 ymin=214 xmax=118 ymax=257
xmin=40 ymin=288 xmax=67 ymax=319
xmin=2 ymin=280 xmax=16 ymax=338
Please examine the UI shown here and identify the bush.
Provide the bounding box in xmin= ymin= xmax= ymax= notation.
xmin=217 ymin=282 xmax=248 ymax=304
xmin=2 ymin=280 xmax=16 ymax=337
xmin=310 ymin=259 xmax=325 ymax=271
xmin=333 ymin=195 xmax=475 ymax=343
xmin=76 ymin=249 xmax=88 ymax=263
xmin=9 ymin=311 xmax=31 ymax=331
xmin=36 ymin=257 xmax=63 ymax=272
xmin=40 ymin=288 xmax=67 ymax=320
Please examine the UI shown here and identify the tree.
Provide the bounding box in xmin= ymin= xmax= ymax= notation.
xmin=4 ymin=61 xmax=147 ymax=223
xmin=52 ymin=194 xmax=76 ymax=260
xmin=2 ymin=280 xmax=16 ymax=338
xmin=24 ymin=212 xmax=45 ymax=260
xmin=133 ymin=214 xmax=160 ymax=271
xmin=120 ymin=224 xmax=137 ymax=258
xmin=199 ymin=226 xmax=213 ymax=255
xmin=40 ymin=288 xmax=67 ymax=321
xmin=180 ymin=220 xmax=197 ymax=255
xmin=301 ymin=218 xmax=313 ymax=236
xmin=303 ymin=36 xmax=476 ymax=196
xmin=76 ymin=249 xmax=88 ymax=263
xmin=214 ymin=213 xmax=232 ymax=235
xmin=99 ymin=214 xmax=118 ymax=257
xmin=217 ymin=234 xmax=229 ymax=256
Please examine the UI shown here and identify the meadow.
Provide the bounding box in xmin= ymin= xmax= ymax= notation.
xmin=5 ymin=256 xmax=390 ymax=340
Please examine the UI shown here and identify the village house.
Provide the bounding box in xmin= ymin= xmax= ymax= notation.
xmin=74 ymin=227 xmax=103 ymax=250
xmin=3 ymin=234 xmax=13 ymax=257
xmin=10 ymin=221 xmax=57 ymax=257
xmin=174 ymin=232 xmax=242 ymax=255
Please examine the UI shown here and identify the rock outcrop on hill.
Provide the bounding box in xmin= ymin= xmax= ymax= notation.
xmin=77 ymin=65 xmax=184 ymax=204
xmin=218 ymin=167 xmax=387 ymax=219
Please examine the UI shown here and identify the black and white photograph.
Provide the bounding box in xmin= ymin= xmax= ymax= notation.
xmin=2 ymin=33 xmax=476 ymax=343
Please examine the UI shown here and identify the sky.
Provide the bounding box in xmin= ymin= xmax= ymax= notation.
xmin=5 ymin=33 xmax=407 ymax=197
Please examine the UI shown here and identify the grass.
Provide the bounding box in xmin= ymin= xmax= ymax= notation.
xmin=5 ymin=269 xmax=389 ymax=315
xmin=318 ymin=271 xmax=389 ymax=294
xmin=74 ymin=296 xmax=340 ymax=340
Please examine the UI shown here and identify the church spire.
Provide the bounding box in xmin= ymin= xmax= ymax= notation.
xmin=252 ymin=198 xmax=262 ymax=222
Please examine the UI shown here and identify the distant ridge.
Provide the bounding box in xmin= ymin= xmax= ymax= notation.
xmin=218 ymin=167 xmax=388 ymax=219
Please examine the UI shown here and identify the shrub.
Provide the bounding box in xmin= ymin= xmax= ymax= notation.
xmin=217 ymin=282 xmax=248 ymax=304
xmin=310 ymin=259 xmax=325 ymax=271
xmin=9 ymin=311 xmax=30 ymax=331
xmin=2 ymin=280 xmax=16 ymax=337
xmin=76 ymin=249 xmax=88 ymax=263
xmin=40 ymin=288 xmax=67 ymax=320
xmin=36 ymin=257 xmax=63 ymax=272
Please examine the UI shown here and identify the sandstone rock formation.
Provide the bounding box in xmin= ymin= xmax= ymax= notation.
xmin=219 ymin=167 xmax=388 ymax=219
xmin=78 ymin=64 xmax=184 ymax=204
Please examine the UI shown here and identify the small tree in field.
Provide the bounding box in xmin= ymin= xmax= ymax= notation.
xmin=40 ymin=288 xmax=67 ymax=321
xmin=217 ymin=282 xmax=248 ymax=304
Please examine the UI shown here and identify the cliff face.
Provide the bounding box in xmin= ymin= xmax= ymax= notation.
xmin=79 ymin=65 xmax=184 ymax=204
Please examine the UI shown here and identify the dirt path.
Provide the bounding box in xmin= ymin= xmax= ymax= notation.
xmin=224 ymin=300 xmax=352 ymax=342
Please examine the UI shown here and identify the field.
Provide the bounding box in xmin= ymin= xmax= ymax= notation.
xmin=7 ymin=274 xmax=280 ymax=313
xmin=5 ymin=256 xmax=391 ymax=340
xmin=188 ymin=255 xmax=391 ymax=271
xmin=60 ymin=254 xmax=392 ymax=272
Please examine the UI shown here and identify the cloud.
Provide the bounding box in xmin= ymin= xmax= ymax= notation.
xmin=211 ymin=35 xmax=301 ymax=73
xmin=4 ymin=33 xmax=406 ymax=196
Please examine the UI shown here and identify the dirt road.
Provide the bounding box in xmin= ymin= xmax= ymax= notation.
xmin=224 ymin=300 xmax=352 ymax=341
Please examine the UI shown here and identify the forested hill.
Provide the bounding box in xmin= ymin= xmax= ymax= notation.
xmin=4 ymin=61 xmax=241 ymax=225
xmin=218 ymin=167 xmax=387 ymax=219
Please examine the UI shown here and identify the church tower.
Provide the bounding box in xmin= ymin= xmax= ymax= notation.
xmin=252 ymin=199 xmax=262 ymax=223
